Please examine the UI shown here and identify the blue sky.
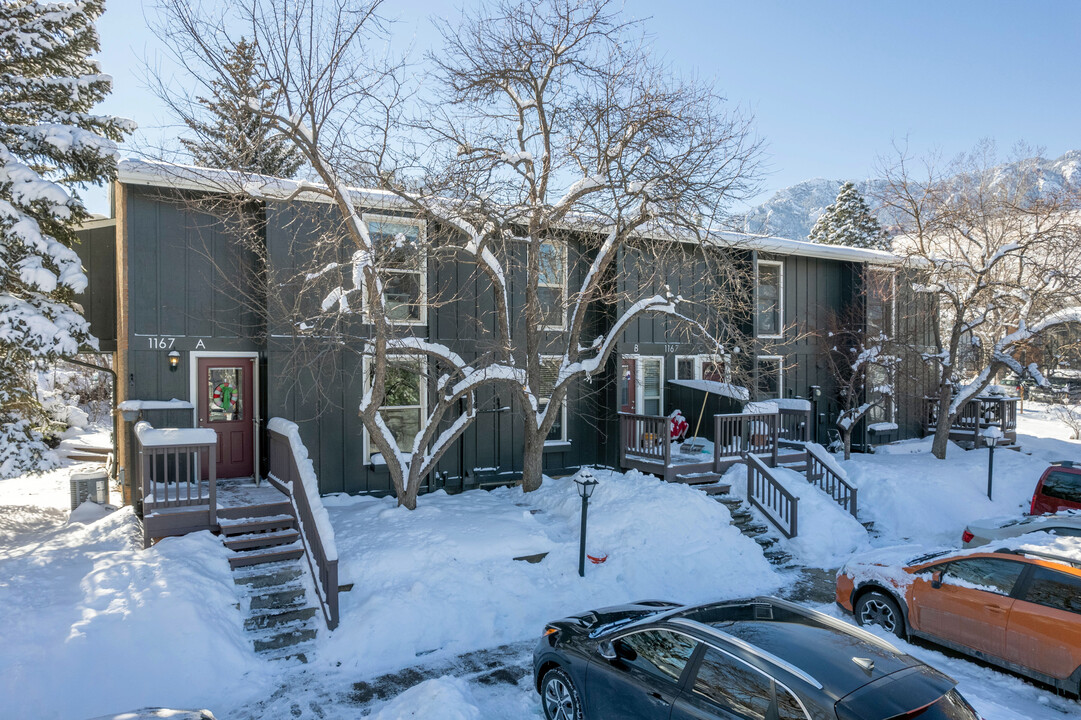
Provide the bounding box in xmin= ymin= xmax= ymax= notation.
xmin=87 ymin=0 xmax=1081 ymax=214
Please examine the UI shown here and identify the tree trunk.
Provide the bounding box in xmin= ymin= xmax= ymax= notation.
xmin=842 ymin=428 xmax=852 ymax=461
xmin=931 ymin=389 xmax=954 ymax=460
xmin=521 ymin=431 xmax=545 ymax=493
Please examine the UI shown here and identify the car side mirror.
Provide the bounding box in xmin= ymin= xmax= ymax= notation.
xmin=931 ymin=571 xmax=943 ymax=589
xmin=598 ymin=640 xmax=617 ymax=660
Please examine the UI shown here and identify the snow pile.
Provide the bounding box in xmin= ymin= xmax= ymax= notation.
xmin=667 ymin=378 xmax=749 ymax=402
xmin=743 ymin=401 xmax=778 ymax=415
xmin=773 ymin=398 xmax=811 ymax=411
xmin=321 ymin=468 xmax=780 ymax=675
xmin=723 ymin=465 xmax=869 ymax=567
xmin=0 ymin=506 xmax=269 ymax=719
xmin=369 ymin=676 xmax=482 ymax=720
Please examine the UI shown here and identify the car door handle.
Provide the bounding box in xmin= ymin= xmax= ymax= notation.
xmin=648 ymin=691 xmax=664 ymax=700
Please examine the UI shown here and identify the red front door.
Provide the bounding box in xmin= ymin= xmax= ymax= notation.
xmin=197 ymin=357 xmax=254 ymax=479
xmin=620 ymin=358 xmax=637 ymax=413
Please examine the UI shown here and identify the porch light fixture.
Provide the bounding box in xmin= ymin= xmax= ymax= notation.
xmin=575 ymin=469 xmax=599 ymax=578
xmin=168 ymin=350 xmax=180 ymax=372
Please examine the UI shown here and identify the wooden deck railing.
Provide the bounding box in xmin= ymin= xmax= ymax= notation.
xmin=619 ymin=413 xmax=672 ymax=467
xmin=923 ymin=396 xmax=1018 ymax=436
xmin=805 ymin=443 xmax=858 ymax=517
xmin=745 ymin=453 xmax=798 ymax=538
xmin=135 ymin=421 xmax=217 ymax=520
xmin=714 ymin=412 xmax=779 ymax=466
xmin=778 ymin=408 xmax=811 ymax=442
xmin=268 ymin=423 xmax=339 ymax=631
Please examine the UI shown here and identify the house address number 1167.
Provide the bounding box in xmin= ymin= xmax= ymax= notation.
xmin=148 ymin=337 xmax=176 ymax=349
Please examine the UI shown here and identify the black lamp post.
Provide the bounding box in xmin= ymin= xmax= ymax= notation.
xmin=981 ymin=422 xmax=1003 ymax=501
xmin=575 ymin=469 xmax=599 ymax=578
xmin=809 ymin=385 xmax=822 ymax=444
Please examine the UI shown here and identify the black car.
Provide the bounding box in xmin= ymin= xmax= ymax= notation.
xmin=533 ymin=596 xmax=982 ymax=720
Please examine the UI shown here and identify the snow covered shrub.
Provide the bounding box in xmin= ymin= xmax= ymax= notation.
xmin=0 ymin=418 xmax=58 ymax=479
xmin=1048 ymin=402 xmax=1081 ymax=440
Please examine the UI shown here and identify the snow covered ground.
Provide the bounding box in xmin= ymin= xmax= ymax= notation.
xmin=2 ymin=405 xmax=1079 ymax=718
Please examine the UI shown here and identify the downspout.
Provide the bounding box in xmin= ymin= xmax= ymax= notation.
xmin=58 ymin=356 xmax=118 ymax=481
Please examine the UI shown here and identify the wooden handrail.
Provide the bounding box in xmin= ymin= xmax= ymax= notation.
xmin=267 ymin=426 xmax=339 ymax=631
xmin=745 ymin=453 xmax=798 ymax=538
xmin=619 ymin=413 xmax=671 ymax=465
xmin=134 ymin=421 xmax=216 ymax=524
xmin=804 ymin=443 xmax=858 ymax=517
xmin=923 ymin=396 xmax=1019 ymax=434
xmin=778 ymin=408 xmax=811 ymax=442
xmin=714 ymin=412 xmax=780 ymax=466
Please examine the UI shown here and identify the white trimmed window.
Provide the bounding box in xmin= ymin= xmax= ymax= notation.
xmin=538 ymin=241 xmax=566 ymax=331
xmin=538 ymin=356 xmax=568 ymax=443
xmin=755 ymin=356 xmax=783 ymax=400
xmin=364 ymin=215 xmax=427 ymax=325
xmin=675 ymin=354 xmax=731 ymax=383
xmin=640 ymin=356 xmax=663 ymax=415
xmin=756 ymin=260 xmax=783 ymax=338
xmin=363 ymin=356 xmax=428 ymax=461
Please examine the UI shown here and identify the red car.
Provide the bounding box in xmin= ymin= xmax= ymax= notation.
xmin=1031 ymin=462 xmax=1081 ymax=515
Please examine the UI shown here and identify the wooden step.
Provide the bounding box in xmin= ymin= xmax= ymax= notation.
xmin=245 ymin=606 xmax=317 ymax=631
xmin=254 ymin=627 xmax=318 ymax=654
xmin=216 ymin=500 xmax=293 ymax=521
xmin=697 ymin=483 xmax=732 ymax=496
xmin=779 ymin=462 xmax=807 ymax=472
xmin=224 ymin=529 xmax=300 ymax=552
xmin=219 ymin=514 xmax=296 ymax=536
xmin=67 ymin=453 xmax=110 ymax=462
xmin=249 ymin=586 xmax=307 ymax=611
xmin=228 ymin=543 xmax=303 ymax=569
xmin=674 ymin=472 xmax=723 ymax=485
xmin=233 ymin=561 xmax=304 ymax=588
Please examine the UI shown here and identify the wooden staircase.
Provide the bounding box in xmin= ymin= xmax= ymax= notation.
xmin=219 ymin=501 xmax=318 ymax=661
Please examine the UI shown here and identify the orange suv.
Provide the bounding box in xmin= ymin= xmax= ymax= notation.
xmin=836 ymin=539 xmax=1081 ymax=696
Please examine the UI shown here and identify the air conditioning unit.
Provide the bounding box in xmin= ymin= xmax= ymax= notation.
xmin=70 ymin=469 xmax=109 ymax=510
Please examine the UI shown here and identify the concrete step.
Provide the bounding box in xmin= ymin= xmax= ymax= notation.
xmin=753 ymin=535 xmax=778 ymax=548
xmin=254 ymin=627 xmax=318 ymax=654
xmin=674 ymin=472 xmax=723 ymax=485
xmin=715 ymin=496 xmax=744 ymax=509
xmin=245 ymin=606 xmax=317 ymax=632
xmin=233 ymin=561 xmax=304 ymax=588
xmin=249 ymin=585 xmax=308 ymax=612
xmin=741 ymin=522 xmax=770 ymax=536
xmin=764 ymin=547 xmax=794 ymax=565
xmin=697 ymin=483 xmax=732 ymax=496
xmin=219 ymin=514 xmax=296 ymax=536
xmin=224 ymin=529 xmax=300 ymax=552
xmin=228 ymin=543 xmax=303 ymax=569
xmin=730 ymin=509 xmax=753 ymax=523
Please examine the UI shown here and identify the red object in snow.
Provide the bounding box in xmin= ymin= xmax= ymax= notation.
xmin=587 ymin=553 xmax=608 ymax=564
xmin=670 ymin=411 xmax=689 ymax=440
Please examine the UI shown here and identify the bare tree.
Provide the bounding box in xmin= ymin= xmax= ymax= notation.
xmin=389 ymin=0 xmax=762 ymax=491
xmin=878 ymin=141 xmax=1081 ymax=459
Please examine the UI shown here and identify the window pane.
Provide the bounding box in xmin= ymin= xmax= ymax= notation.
xmin=538 ymin=358 xmax=560 ymax=399
xmin=620 ymin=360 xmax=633 ymax=409
xmin=867 ymin=364 xmax=891 ymax=423
xmin=617 ymin=630 xmax=697 ymax=683
xmin=693 ymin=647 xmax=771 ymax=719
xmin=370 ymin=220 xmax=421 ymax=270
xmin=208 ymin=368 xmax=242 ymax=422
xmin=542 ymin=401 xmax=564 ymax=442
xmin=943 ymin=558 xmax=1025 ymax=595
xmin=777 ymin=687 xmax=805 ymax=720
xmin=757 ymin=264 xmax=781 ymax=336
xmin=1042 ymin=471 xmax=1081 ymax=503
xmin=702 ymin=361 xmax=725 ymax=382
xmin=1023 ymin=567 xmax=1081 ymax=614
xmin=539 ymin=242 xmax=564 ymax=285
xmin=676 ymin=358 xmax=695 ymax=380
xmin=538 ymin=286 xmax=563 ymax=328
xmin=382 ymin=407 xmax=422 ymax=451
xmin=643 ymin=359 xmax=661 ymax=415
xmin=756 ymin=358 xmax=780 ymax=400
xmin=384 ymin=271 xmax=421 ymax=321
xmin=382 ymin=362 xmax=422 ymax=406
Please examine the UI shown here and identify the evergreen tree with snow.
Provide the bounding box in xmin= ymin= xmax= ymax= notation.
xmin=809 ymin=181 xmax=890 ymax=251
xmin=180 ymin=38 xmax=303 ymax=177
xmin=0 ymin=0 xmax=133 ymax=477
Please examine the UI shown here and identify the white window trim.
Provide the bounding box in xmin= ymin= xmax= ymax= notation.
xmin=625 ymin=354 xmax=665 ymax=416
xmin=756 ymin=259 xmax=784 ymax=339
xmin=362 ymin=213 xmax=428 ymax=326
xmin=361 ymin=354 xmax=429 ymax=462
xmin=538 ymin=355 xmax=569 ymax=444
xmin=539 ymin=240 xmax=568 ymax=332
xmin=755 ymin=355 xmax=784 ymax=400
xmin=674 ymin=354 xmax=733 ymax=383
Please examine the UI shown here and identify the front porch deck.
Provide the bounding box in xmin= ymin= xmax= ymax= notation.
xmin=922 ymin=395 xmax=1019 ymax=447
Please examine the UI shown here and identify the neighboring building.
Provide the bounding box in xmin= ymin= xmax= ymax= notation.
xmin=74 ymin=161 xmax=933 ymax=502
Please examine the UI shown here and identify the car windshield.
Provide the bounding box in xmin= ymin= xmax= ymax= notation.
xmin=908 ymin=549 xmax=953 ymax=566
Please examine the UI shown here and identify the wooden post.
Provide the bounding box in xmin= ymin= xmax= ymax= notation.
xmin=770 ymin=414 xmax=779 ymax=467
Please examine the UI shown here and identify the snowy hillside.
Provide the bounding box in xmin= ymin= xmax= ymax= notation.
xmin=737 ymin=150 xmax=1081 ymax=241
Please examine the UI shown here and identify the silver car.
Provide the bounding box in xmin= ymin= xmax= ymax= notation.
xmin=961 ymin=510 xmax=1081 ymax=547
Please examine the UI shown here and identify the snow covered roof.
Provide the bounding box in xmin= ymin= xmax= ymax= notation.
xmin=116 ymin=159 xmax=901 ymax=265
xmin=668 ymin=378 xmax=749 ymax=402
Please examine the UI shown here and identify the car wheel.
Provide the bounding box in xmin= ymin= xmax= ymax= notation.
xmin=855 ymin=591 xmax=905 ymax=637
xmin=541 ymin=666 xmax=583 ymax=720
